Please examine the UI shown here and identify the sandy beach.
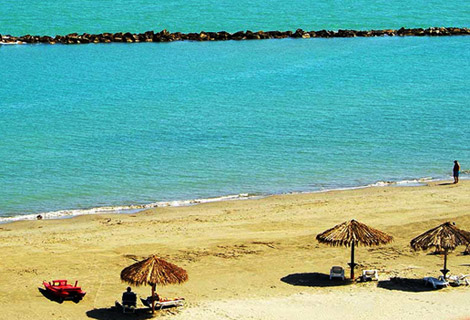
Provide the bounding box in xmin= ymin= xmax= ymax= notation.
xmin=1 ymin=181 xmax=470 ymax=320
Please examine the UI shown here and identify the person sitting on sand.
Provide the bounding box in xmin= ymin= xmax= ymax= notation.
xmin=453 ymin=160 xmax=460 ymax=184
xmin=122 ymin=287 xmax=137 ymax=307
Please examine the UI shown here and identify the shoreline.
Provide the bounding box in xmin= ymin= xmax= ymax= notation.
xmin=0 ymin=175 xmax=451 ymax=224
xmin=1 ymin=180 xmax=470 ymax=319
xmin=1 ymin=27 xmax=469 ymax=45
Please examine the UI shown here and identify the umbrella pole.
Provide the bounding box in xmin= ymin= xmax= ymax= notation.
xmin=348 ymin=242 xmax=356 ymax=279
xmin=151 ymin=284 xmax=156 ymax=314
xmin=440 ymin=249 xmax=449 ymax=278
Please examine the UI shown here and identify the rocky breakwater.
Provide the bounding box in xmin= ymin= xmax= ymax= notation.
xmin=1 ymin=27 xmax=469 ymax=45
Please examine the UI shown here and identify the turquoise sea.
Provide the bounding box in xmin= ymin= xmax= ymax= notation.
xmin=1 ymin=1 xmax=469 ymax=220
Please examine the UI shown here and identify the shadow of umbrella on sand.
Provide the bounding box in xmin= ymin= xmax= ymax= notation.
xmin=316 ymin=219 xmax=393 ymax=279
xmin=120 ymin=255 xmax=188 ymax=314
xmin=410 ymin=221 xmax=470 ymax=277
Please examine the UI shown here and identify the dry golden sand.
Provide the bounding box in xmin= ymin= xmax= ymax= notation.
xmin=1 ymin=181 xmax=470 ymax=319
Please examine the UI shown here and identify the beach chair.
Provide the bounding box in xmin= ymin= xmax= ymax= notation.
xmin=447 ymin=274 xmax=470 ymax=286
xmin=115 ymin=291 xmax=137 ymax=314
xmin=140 ymin=297 xmax=185 ymax=310
xmin=423 ymin=276 xmax=449 ymax=289
xmin=329 ymin=266 xmax=345 ymax=280
xmin=361 ymin=270 xmax=379 ymax=281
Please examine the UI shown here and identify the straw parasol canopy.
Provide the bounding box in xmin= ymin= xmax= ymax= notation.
xmin=410 ymin=221 xmax=470 ymax=276
xmin=316 ymin=219 xmax=393 ymax=279
xmin=121 ymin=255 xmax=188 ymax=313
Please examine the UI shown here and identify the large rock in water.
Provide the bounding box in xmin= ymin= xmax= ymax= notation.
xmin=55 ymin=35 xmax=65 ymax=43
xmin=198 ymin=32 xmax=208 ymax=40
xmin=255 ymin=31 xmax=269 ymax=39
xmin=19 ymin=35 xmax=32 ymax=43
xmin=215 ymin=31 xmax=229 ymax=40
xmin=122 ymin=32 xmax=136 ymax=42
xmin=315 ymin=30 xmax=331 ymax=37
xmin=245 ymin=30 xmax=260 ymax=40
xmin=90 ymin=35 xmax=100 ymax=43
xmin=186 ymin=33 xmax=199 ymax=41
xmin=141 ymin=30 xmax=154 ymax=42
xmin=265 ymin=31 xmax=280 ymax=38
xmin=232 ymin=31 xmax=246 ymax=40
xmin=77 ymin=34 xmax=90 ymax=43
xmin=39 ymin=36 xmax=53 ymax=43
xmin=152 ymin=29 xmax=171 ymax=42
xmin=113 ymin=32 xmax=123 ymax=42
xmin=292 ymin=29 xmax=307 ymax=38
xmin=100 ymin=33 xmax=112 ymax=43
xmin=335 ymin=29 xmax=356 ymax=37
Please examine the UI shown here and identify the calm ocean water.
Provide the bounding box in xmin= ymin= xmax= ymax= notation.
xmin=1 ymin=1 xmax=469 ymax=219
xmin=0 ymin=0 xmax=469 ymax=36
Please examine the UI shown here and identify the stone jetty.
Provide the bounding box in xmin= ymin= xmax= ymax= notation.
xmin=1 ymin=27 xmax=469 ymax=45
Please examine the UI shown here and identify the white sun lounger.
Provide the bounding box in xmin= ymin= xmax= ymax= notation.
xmin=361 ymin=270 xmax=379 ymax=281
xmin=140 ymin=297 xmax=185 ymax=310
xmin=447 ymin=274 xmax=470 ymax=286
xmin=330 ymin=266 xmax=345 ymax=280
xmin=423 ymin=276 xmax=449 ymax=288
xmin=155 ymin=299 xmax=184 ymax=309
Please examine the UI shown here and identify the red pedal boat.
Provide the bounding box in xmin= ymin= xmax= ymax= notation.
xmin=42 ymin=280 xmax=86 ymax=302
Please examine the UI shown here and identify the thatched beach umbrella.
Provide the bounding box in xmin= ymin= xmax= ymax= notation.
xmin=316 ymin=219 xmax=393 ymax=279
xmin=121 ymin=255 xmax=188 ymax=313
xmin=410 ymin=221 xmax=470 ymax=277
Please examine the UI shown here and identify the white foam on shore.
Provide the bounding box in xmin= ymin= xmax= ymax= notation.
xmin=289 ymin=177 xmax=435 ymax=196
xmin=0 ymin=193 xmax=255 ymax=223
xmin=366 ymin=177 xmax=434 ymax=187
xmin=0 ymin=175 xmax=464 ymax=224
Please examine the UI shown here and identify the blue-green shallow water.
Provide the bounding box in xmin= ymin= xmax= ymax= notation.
xmin=1 ymin=36 xmax=470 ymax=218
xmin=0 ymin=0 xmax=469 ymax=36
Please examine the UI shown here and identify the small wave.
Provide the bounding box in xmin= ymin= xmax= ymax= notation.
xmin=367 ymin=177 xmax=434 ymax=187
xmin=0 ymin=193 xmax=257 ymax=223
